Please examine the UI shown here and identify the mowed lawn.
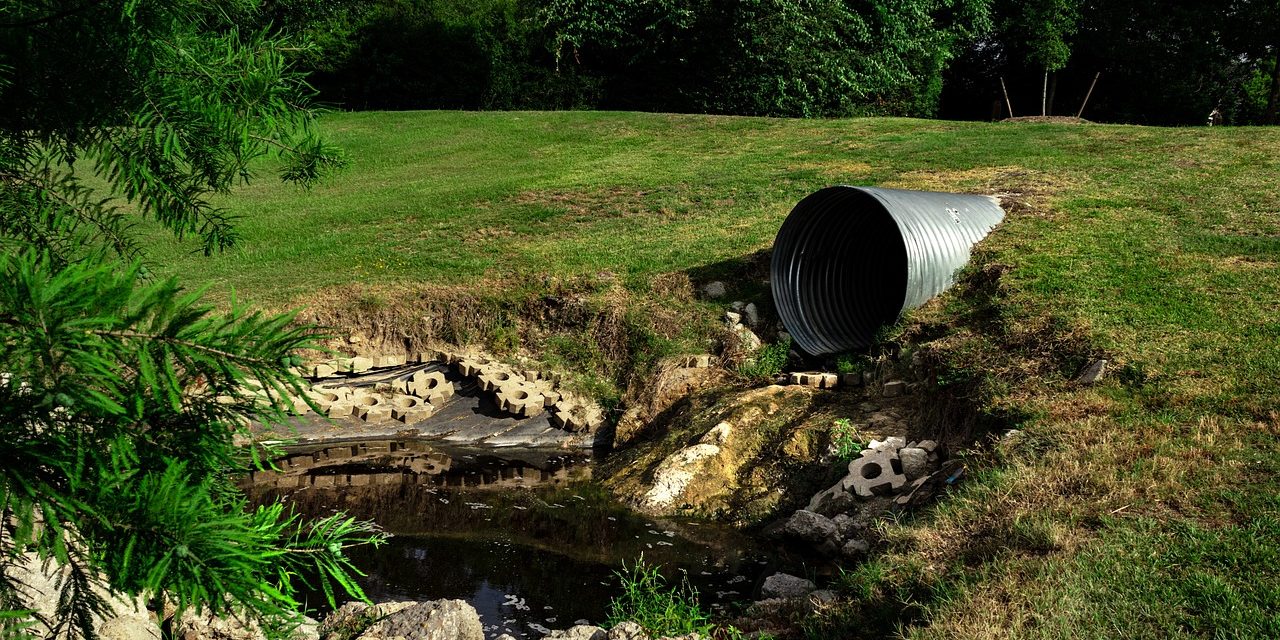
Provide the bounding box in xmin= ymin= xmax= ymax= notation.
xmin=141 ymin=111 xmax=1280 ymax=638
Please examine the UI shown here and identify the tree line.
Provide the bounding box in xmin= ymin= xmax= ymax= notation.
xmin=285 ymin=0 xmax=1280 ymax=125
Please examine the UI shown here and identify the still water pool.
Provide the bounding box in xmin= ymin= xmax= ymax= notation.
xmin=242 ymin=439 xmax=787 ymax=639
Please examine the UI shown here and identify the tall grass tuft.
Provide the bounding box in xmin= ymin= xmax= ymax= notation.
xmin=606 ymin=557 xmax=715 ymax=637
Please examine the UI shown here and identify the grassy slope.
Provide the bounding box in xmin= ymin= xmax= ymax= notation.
xmin=142 ymin=112 xmax=1280 ymax=637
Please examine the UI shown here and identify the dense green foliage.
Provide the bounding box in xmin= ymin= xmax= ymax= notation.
xmin=304 ymin=0 xmax=992 ymax=117
xmin=0 ymin=254 xmax=382 ymax=637
xmin=944 ymin=0 xmax=1280 ymax=123
xmin=0 ymin=0 xmax=379 ymax=635
xmin=296 ymin=0 xmax=1279 ymax=124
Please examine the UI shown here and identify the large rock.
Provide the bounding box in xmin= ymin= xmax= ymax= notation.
xmin=781 ymin=510 xmax=838 ymax=546
xmin=607 ymin=621 xmax=649 ymax=640
xmin=640 ymin=443 xmax=722 ymax=511
xmin=544 ymin=625 xmax=607 ymax=640
xmin=760 ymin=573 xmax=817 ymax=599
xmin=350 ymin=600 xmax=483 ymax=640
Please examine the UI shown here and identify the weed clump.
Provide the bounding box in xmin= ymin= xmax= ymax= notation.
xmin=737 ymin=336 xmax=792 ymax=383
xmin=607 ymin=557 xmax=715 ymax=637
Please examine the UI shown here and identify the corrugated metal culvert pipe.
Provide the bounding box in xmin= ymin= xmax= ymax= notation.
xmin=771 ymin=186 xmax=1005 ymax=356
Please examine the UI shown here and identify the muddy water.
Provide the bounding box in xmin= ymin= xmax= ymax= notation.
xmin=242 ymin=440 xmax=781 ymax=640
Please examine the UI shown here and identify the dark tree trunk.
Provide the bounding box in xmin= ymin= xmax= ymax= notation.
xmin=1267 ymin=49 xmax=1280 ymax=125
xmin=1048 ymin=73 xmax=1058 ymax=116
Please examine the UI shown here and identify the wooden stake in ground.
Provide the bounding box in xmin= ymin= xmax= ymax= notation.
xmin=1001 ymin=76 xmax=1014 ymax=118
xmin=1077 ymin=72 xmax=1101 ymax=119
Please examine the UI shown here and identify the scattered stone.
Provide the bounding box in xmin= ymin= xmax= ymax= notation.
xmin=1076 ymin=358 xmax=1107 ymax=384
xmin=311 ymin=362 xmax=338 ymax=378
xmin=898 ymin=447 xmax=930 ymax=480
xmin=703 ymin=281 xmax=727 ymax=298
xmin=607 ymin=622 xmax=647 ymax=640
xmin=543 ymin=625 xmax=607 ymax=640
xmin=730 ymin=300 xmax=746 ymax=312
xmin=916 ymin=439 xmax=938 ymax=453
xmin=743 ymin=302 xmax=760 ymax=327
xmin=882 ymin=380 xmax=907 ymax=397
xmin=840 ymin=538 xmax=870 ymax=558
xmin=808 ymin=589 xmax=838 ymax=607
xmin=782 ymin=510 xmax=838 ymax=546
xmin=846 ymin=450 xmax=907 ymax=497
xmin=735 ymin=327 xmax=762 ymax=351
xmin=760 ymin=573 xmax=816 ymax=599
xmin=725 ymin=311 xmax=742 ymax=325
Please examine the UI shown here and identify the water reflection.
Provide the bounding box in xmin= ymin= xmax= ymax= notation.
xmin=243 ymin=440 xmax=777 ymax=640
xmin=243 ymin=439 xmax=590 ymax=491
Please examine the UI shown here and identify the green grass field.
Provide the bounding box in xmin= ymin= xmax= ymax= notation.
xmin=143 ymin=111 xmax=1280 ymax=638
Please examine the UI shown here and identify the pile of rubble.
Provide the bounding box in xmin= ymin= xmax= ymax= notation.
xmin=769 ymin=436 xmax=963 ymax=560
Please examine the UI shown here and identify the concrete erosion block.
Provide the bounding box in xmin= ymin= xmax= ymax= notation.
xmin=477 ymin=368 xmax=524 ymax=393
xmin=456 ymin=357 xmax=490 ymax=378
xmin=846 ymin=450 xmax=907 ymax=498
xmin=373 ymin=354 xmax=406 ymax=368
xmin=325 ymin=402 xmax=353 ymax=418
xmin=311 ymin=362 xmax=338 ymax=378
xmin=495 ymin=384 xmax=546 ymax=418
xmin=840 ymin=373 xmax=861 ymax=387
xmin=356 ymin=404 xmax=392 ymax=422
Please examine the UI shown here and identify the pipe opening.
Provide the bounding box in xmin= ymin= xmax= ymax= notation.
xmin=772 ymin=186 xmax=1004 ymax=356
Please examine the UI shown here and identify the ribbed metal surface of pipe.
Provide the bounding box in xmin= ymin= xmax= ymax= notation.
xmin=771 ymin=186 xmax=1004 ymax=356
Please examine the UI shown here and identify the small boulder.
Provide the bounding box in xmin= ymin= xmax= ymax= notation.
xmin=841 ymin=538 xmax=870 ymax=559
xmin=607 ymin=621 xmax=648 ymax=640
xmin=782 ymin=510 xmax=838 ymax=546
xmin=898 ymin=447 xmax=930 ymax=480
xmin=725 ymin=311 xmax=742 ymax=325
xmin=743 ymin=302 xmax=760 ymax=327
xmin=703 ymin=281 xmax=727 ymax=298
xmin=760 ymin=573 xmax=817 ymax=599
xmin=735 ymin=327 xmax=762 ymax=351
